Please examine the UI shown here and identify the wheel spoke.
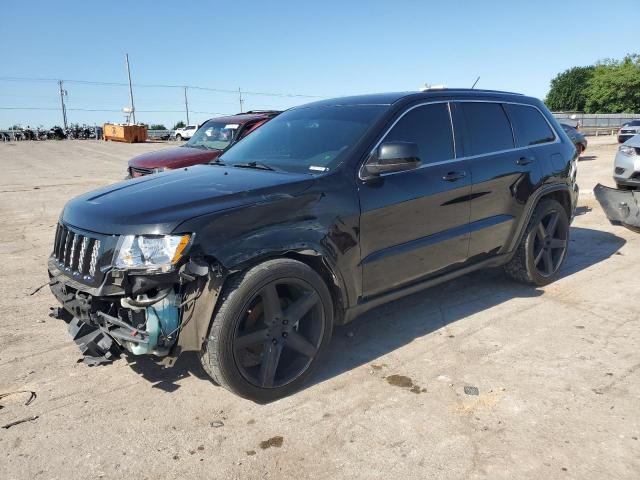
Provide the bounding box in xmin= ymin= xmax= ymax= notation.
xmin=536 ymin=223 xmax=546 ymax=241
xmin=534 ymin=247 xmax=545 ymax=266
xmin=286 ymin=330 xmax=318 ymax=358
xmin=283 ymin=291 xmax=319 ymax=324
xmin=549 ymin=238 xmax=566 ymax=249
xmin=543 ymin=249 xmax=554 ymax=275
xmin=235 ymin=328 xmax=269 ymax=349
xmin=546 ymin=212 xmax=559 ymax=237
xmin=260 ymin=284 xmax=282 ymax=324
xmin=259 ymin=343 xmax=283 ymax=388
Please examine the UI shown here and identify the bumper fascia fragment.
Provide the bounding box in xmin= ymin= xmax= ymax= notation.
xmin=594 ymin=183 xmax=640 ymax=230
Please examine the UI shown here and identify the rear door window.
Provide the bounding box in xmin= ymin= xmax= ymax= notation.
xmin=383 ymin=103 xmax=454 ymax=165
xmin=505 ymin=104 xmax=556 ymax=147
xmin=460 ymin=102 xmax=514 ymax=155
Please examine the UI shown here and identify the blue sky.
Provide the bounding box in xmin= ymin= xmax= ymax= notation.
xmin=1 ymin=0 xmax=638 ymax=129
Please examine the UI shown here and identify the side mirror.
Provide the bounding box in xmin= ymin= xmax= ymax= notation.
xmin=363 ymin=141 xmax=421 ymax=177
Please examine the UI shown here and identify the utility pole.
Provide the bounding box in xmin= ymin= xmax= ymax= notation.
xmin=125 ymin=53 xmax=136 ymax=124
xmin=58 ymin=80 xmax=68 ymax=129
xmin=238 ymin=87 xmax=244 ymax=113
xmin=184 ymin=86 xmax=190 ymax=125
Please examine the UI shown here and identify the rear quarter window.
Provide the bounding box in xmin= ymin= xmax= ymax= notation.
xmin=505 ymin=104 xmax=556 ymax=147
xmin=460 ymin=102 xmax=514 ymax=156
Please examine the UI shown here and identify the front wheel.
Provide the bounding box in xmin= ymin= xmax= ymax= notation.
xmin=200 ymin=259 xmax=333 ymax=402
xmin=175 ymin=134 xmax=182 ymax=141
xmin=504 ymin=199 xmax=570 ymax=286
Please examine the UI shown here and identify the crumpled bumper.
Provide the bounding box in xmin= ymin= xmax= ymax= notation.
xmin=594 ymin=183 xmax=640 ymax=230
xmin=48 ymin=258 xmax=224 ymax=365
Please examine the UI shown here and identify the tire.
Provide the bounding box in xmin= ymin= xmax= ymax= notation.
xmin=200 ymin=258 xmax=334 ymax=402
xmin=504 ymin=199 xmax=570 ymax=286
xmin=175 ymin=134 xmax=182 ymax=141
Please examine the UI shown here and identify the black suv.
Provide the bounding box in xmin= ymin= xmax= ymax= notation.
xmin=48 ymin=90 xmax=578 ymax=401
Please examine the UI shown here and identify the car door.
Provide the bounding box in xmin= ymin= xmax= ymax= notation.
xmin=358 ymin=102 xmax=471 ymax=298
xmin=457 ymin=101 xmax=543 ymax=260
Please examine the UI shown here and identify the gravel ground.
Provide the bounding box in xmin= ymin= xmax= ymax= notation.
xmin=0 ymin=138 xmax=638 ymax=480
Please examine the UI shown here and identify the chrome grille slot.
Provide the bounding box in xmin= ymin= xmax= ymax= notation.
xmin=52 ymin=223 xmax=105 ymax=279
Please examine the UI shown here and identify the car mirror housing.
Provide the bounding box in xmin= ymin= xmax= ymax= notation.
xmin=364 ymin=141 xmax=421 ymax=177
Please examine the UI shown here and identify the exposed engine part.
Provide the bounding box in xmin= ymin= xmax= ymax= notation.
xmin=121 ymin=288 xmax=172 ymax=308
xmin=126 ymin=290 xmax=179 ymax=356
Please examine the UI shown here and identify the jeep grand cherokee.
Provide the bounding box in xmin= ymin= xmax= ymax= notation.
xmin=48 ymin=89 xmax=578 ymax=402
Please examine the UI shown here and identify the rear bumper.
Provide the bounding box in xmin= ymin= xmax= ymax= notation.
xmin=594 ymin=183 xmax=640 ymax=229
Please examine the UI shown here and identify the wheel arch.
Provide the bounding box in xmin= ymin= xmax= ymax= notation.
xmin=212 ymin=247 xmax=349 ymax=325
xmin=506 ymin=183 xmax=574 ymax=254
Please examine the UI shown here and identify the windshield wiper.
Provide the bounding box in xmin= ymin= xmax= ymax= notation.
xmin=208 ymin=159 xmax=227 ymax=166
xmin=232 ymin=161 xmax=276 ymax=171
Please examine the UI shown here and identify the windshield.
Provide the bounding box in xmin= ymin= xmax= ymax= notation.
xmin=185 ymin=120 xmax=239 ymax=150
xmin=219 ymin=105 xmax=387 ymax=174
xmin=624 ymin=120 xmax=640 ymax=127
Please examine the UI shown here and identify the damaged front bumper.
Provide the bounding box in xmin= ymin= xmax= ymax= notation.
xmin=48 ymin=257 xmax=224 ymax=365
xmin=594 ymin=183 xmax=640 ymax=231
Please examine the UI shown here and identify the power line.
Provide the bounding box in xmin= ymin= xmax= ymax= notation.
xmin=0 ymin=107 xmax=232 ymax=114
xmin=0 ymin=75 xmax=327 ymax=99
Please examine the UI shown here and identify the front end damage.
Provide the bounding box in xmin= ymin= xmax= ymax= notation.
xmin=48 ymin=240 xmax=225 ymax=366
xmin=594 ymin=183 xmax=640 ymax=232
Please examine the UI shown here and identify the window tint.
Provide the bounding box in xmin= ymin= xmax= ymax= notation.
xmin=460 ymin=102 xmax=514 ymax=156
xmin=505 ymin=104 xmax=555 ymax=147
xmin=383 ymin=103 xmax=454 ymax=164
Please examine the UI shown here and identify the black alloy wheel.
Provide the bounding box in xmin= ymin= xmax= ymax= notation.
xmin=532 ymin=209 xmax=568 ymax=278
xmin=233 ymin=279 xmax=325 ymax=389
xmin=200 ymin=258 xmax=333 ymax=402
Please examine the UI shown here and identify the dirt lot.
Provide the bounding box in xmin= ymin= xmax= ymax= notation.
xmin=0 ymin=138 xmax=638 ymax=480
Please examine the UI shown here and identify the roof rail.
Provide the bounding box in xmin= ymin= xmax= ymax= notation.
xmin=236 ymin=110 xmax=282 ymax=115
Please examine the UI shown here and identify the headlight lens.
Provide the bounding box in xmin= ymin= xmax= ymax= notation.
xmin=114 ymin=234 xmax=191 ymax=270
xmin=619 ymin=145 xmax=636 ymax=156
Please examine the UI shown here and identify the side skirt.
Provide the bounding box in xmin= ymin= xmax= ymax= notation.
xmin=342 ymin=253 xmax=512 ymax=324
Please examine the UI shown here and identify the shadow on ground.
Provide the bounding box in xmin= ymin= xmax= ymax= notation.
xmin=123 ymin=226 xmax=625 ymax=394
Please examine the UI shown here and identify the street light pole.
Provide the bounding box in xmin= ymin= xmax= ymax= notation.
xmin=125 ymin=53 xmax=136 ymax=124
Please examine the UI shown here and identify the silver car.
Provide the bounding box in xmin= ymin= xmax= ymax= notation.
xmin=613 ymin=135 xmax=640 ymax=189
xmin=617 ymin=120 xmax=640 ymax=143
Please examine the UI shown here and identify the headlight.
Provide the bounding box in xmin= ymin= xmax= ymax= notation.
xmin=114 ymin=234 xmax=191 ymax=271
xmin=619 ymin=145 xmax=636 ymax=156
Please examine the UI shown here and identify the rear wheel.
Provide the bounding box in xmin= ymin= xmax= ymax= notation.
xmin=175 ymin=134 xmax=182 ymax=141
xmin=504 ymin=199 xmax=570 ymax=286
xmin=200 ymin=259 xmax=333 ymax=402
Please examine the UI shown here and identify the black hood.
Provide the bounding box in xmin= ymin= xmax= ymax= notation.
xmin=62 ymin=165 xmax=314 ymax=235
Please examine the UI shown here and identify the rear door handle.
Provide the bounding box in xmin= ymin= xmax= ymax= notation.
xmin=517 ymin=156 xmax=534 ymax=166
xmin=442 ymin=171 xmax=467 ymax=182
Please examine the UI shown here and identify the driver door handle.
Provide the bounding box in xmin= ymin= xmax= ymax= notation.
xmin=442 ymin=170 xmax=467 ymax=182
xmin=517 ymin=156 xmax=534 ymax=166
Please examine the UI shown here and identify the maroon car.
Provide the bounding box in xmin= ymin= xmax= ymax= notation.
xmin=127 ymin=111 xmax=280 ymax=177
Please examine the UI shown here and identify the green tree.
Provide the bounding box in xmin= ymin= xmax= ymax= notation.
xmin=545 ymin=66 xmax=594 ymax=112
xmin=584 ymin=55 xmax=640 ymax=113
xmin=173 ymin=121 xmax=186 ymax=129
xmin=150 ymin=124 xmax=167 ymax=130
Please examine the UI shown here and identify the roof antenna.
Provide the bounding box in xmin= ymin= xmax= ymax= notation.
xmin=471 ymin=76 xmax=480 ymax=89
